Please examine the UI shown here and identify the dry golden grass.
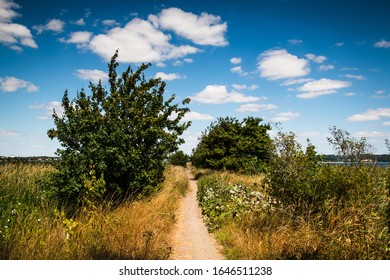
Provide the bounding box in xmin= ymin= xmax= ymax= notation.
xmin=1 ymin=164 xmax=188 ymax=259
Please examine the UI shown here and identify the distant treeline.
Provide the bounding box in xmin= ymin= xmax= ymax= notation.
xmin=323 ymin=154 xmax=390 ymax=162
xmin=0 ymin=156 xmax=58 ymax=164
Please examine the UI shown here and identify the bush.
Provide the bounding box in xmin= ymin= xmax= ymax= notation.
xmin=168 ymin=150 xmax=189 ymax=167
xmin=47 ymin=51 xmax=190 ymax=207
xmin=192 ymin=117 xmax=271 ymax=174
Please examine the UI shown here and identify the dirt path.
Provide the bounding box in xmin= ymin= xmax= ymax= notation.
xmin=169 ymin=169 xmax=225 ymax=260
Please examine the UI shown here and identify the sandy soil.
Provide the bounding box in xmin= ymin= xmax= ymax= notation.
xmin=169 ymin=169 xmax=226 ymax=260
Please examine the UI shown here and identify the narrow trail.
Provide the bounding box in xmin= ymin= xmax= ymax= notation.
xmin=169 ymin=169 xmax=226 ymax=260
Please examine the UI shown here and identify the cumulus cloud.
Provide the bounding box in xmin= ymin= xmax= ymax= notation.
xmin=0 ymin=76 xmax=38 ymax=92
xmin=72 ymin=18 xmax=86 ymax=26
xmin=75 ymin=69 xmax=107 ymax=83
xmin=271 ymin=112 xmax=301 ymax=122
xmin=230 ymin=57 xmax=241 ymax=64
xmin=258 ymin=49 xmax=310 ymax=80
xmin=305 ymin=53 xmax=327 ymax=63
xmin=374 ymin=39 xmax=390 ymax=48
xmin=148 ymin=7 xmax=228 ymax=46
xmin=355 ymin=131 xmax=390 ymax=138
xmin=236 ymin=103 xmax=278 ymax=112
xmin=102 ymin=19 xmax=119 ymax=26
xmin=182 ymin=111 xmax=214 ymax=121
xmin=191 ymin=85 xmax=260 ymax=104
xmin=33 ymin=18 xmax=65 ymax=34
xmin=297 ymin=78 xmax=351 ymax=99
xmin=232 ymin=84 xmax=258 ymax=91
xmin=89 ymin=18 xmax=199 ymax=63
xmin=154 ymin=72 xmax=186 ymax=81
xmin=318 ymin=64 xmax=334 ymax=71
xmin=347 ymin=108 xmax=390 ymax=122
xmin=0 ymin=0 xmax=37 ymax=50
xmin=61 ymin=31 xmax=92 ymax=48
xmin=230 ymin=66 xmax=248 ymax=76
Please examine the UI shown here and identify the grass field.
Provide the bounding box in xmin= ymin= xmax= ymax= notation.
xmin=0 ymin=163 xmax=188 ymax=259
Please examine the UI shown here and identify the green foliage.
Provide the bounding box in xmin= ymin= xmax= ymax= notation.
xmin=48 ymin=51 xmax=190 ymax=206
xmin=191 ymin=117 xmax=271 ymax=174
xmin=168 ymin=150 xmax=189 ymax=167
xmin=327 ymin=126 xmax=374 ymax=164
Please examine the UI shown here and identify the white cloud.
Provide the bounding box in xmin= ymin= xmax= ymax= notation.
xmin=297 ymin=78 xmax=351 ymax=99
xmin=305 ymin=53 xmax=327 ymax=63
xmin=334 ymin=42 xmax=344 ymax=47
xmin=341 ymin=67 xmax=358 ymax=71
xmin=237 ymin=103 xmax=278 ymax=112
xmin=230 ymin=66 xmax=248 ymax=76
xmin=182 ymin=111 xmax=214 ymax=121
xmin=75 ymin=69 xmax=107 ymax=83
xmin=102 ymin=19 xmax=119 ymax=26
xmin=258 ymin=49 xmax=310 ymax=80
xmin=34 ymin=19 xmax=65 ymax=34
xmin=61 ymin=31 xmax=92 ymax=48
xmin=288 ymin=39 xmax=302 ymax=45
xmin=374 ymin=39 xmax=390 ymax=48
xmin=230 ymin=57 xmax=241 ymax=64
xmin=148 ymin=7 xmax=228 ymax=46
xmin=191 ymin=85 xmax=260 ymax=104
xmin=72 ymin=18 xmax=86 ymax=26
xmin=343 ymin=74 xmax=366 ymax=80
xmin=318 ymin=64 xmax=334 ymax=71
xmin=30 ymin=101 xmax=63 ymax=120
xmin=89 ymin=18 xmax=199 ymax=63
xmin=0 ymin=76 xmax=38 ymax=92
xmin=281 ymin=78 xmax=314 ymax=86
xmin=271 ymin=112 xmax=301 ymax=122
xmin=355 ymin=131 xmax=390 ymax=138
xmin=297 ymin=132 xmax=321 ymax=138
xmin=0 ymin=0 xmax=37 ymax=50
xmin=344 ymin=92 xmax=356 ymax=97
xmin=232 ymin=84 xmax=258 ymax=91
xmin=0 ymin=128 xmax=19 ymax=136
xmin=383 ymin=122 xmax=390 ymax=126
xmin=347 ymin=108 xmax=390 ymax=122
xmin=154 ymin=72 xmax=186 ymax=81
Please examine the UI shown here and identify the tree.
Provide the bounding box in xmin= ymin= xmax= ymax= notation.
xmin=191 ymin=117 xmax=271 ymax=174
xmin=168 ymin=150 xmax=189 ymax=166
xmin=48 ymin=51 xmax=191 ymax=205
xmin=327 ymin=126 xmax=374 ymax=164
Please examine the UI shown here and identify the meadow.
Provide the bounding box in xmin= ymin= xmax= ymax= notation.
xmin=196 ymin=164 xmax=389 ymax=260
xmin=0 ymin=163 xmax=188 ymax=259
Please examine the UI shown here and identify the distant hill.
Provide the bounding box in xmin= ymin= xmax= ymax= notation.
xmin=322 ymin=154 xmax=390 ymax=162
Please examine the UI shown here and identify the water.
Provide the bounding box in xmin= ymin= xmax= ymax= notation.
xmin=323 ymin=162 xmax=389 ymax=167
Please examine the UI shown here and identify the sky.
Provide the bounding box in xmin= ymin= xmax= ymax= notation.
xmin=0 ymin=0 xmax=389 ymax=156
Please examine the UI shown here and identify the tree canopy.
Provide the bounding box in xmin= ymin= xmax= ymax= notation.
xmin=191 ymin=117 xmax=271 ymax=174
xmin=48 ymin=51 xmax=191 ymax=205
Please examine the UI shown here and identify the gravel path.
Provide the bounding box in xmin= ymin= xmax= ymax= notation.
xmin=169 ymin=169 xmax=225 ymax=260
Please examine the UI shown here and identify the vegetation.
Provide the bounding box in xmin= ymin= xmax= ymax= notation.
xmin=191 ymin=117 xmax=271 ymax=174
xmin=0 ymin=164 xmax=188 ymax=259
xmin=168 ymin=150 xmax=190 ymax=167
xmin=196 ymin=128 xmax=389 ymax=259
xmin=47 ymin=51 xmax=190 ymax=207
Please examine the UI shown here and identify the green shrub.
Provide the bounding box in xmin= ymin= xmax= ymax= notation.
xmin=47 ymin=51 xmax=190 ymax=207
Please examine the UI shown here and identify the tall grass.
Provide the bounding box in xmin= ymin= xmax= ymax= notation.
xmin=0 ymin=163 xmax=188 ymax=259
xmin=197 ymin=166 xmax=389 ymax=259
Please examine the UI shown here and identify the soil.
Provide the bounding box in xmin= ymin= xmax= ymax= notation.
xmin=169 ymin=169 xmax=226 ymax=260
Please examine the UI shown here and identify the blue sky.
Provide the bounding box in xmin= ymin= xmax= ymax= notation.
xmin=0 ymin=0 xmax=389 ymax=156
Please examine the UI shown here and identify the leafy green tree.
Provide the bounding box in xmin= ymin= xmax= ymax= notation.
xmin=48 ymin=51 xmax=191 ymax=206
xmin=168 ymin=150 xmax=189 ymax=166
xmin=191 ymin=117 xmax=271 ymax=174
